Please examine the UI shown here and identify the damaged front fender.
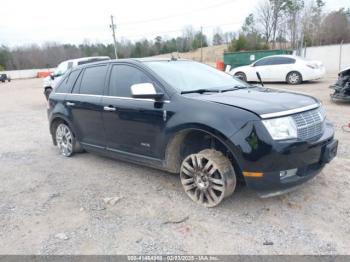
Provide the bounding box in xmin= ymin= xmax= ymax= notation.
xmin=330 ymin=66 xmax=350 ymax=101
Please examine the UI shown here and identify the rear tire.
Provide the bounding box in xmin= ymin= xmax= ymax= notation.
xmin=55 ymin=122 xmax=82 ymax=157
xmin=286 ymin=71 xmax=302 ymax=85
xmin=180 ymin=149 xmax=236 ymax=207
xmin=234 ymin=72 xmax=247 ymax=82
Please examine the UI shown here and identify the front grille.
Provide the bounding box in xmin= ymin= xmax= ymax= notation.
xmin=292 ymin=107 xmax=325 ymax=141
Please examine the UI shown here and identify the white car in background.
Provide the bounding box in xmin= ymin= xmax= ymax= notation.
xmin=43 ymin=56 xmax=110 ymax=99
xmin=229 ymin=55 xmax=325 ymax=85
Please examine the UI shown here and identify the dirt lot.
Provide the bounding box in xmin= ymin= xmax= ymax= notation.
xmin=0 ymin=76 xmax=349 ymax=255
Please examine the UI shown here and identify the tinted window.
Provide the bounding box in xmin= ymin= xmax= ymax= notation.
xmin=67 ymin=61 xmax=74 ymax=70
xmin=55 ymin=69 xmax=80 ymax=93
xmin=54 ymin=61 xmax=68 ymax=76
xmin=55 ymin=75 xmax=69 ymax=93
xmin=254 ymin=57 xmax=275 ymax=66
xmin=255 ymin=57 xmax=295 ymax=66
xmin=79 ymin=65 xmax=108 ymax=95
xmin=271 ymin=57 xmax=296 ymax=65
xmin=109 ymin=65 xmax=153 ymax=97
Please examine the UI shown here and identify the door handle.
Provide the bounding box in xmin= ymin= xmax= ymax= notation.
xmin=66 ymin=102 xmax=75 ymax=107
xmin=104 ymin=106 xmax=117 ymax=112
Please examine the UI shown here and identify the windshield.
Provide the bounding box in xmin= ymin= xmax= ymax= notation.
xmin=144 ymin=60 xmax=250 ymax=92
xmin=54 ymin=62 xmax=69 ymax=76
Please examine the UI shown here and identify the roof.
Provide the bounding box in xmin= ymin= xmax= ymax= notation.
xmin=72 ymin=57 xmax=192 ymax=70
xmin=262 ymin=54 xmax=299 ymax=59
xmin=66 ymin=56 xmax=110 ymax=63
xmin=132 ymin=57 xmax=188 ymax=62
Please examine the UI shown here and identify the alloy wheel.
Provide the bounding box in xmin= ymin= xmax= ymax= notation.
xmin=180 ymin=150 xmax=236 ymax=207
xmin=235 ymin=72 xmax=247 ymax=82
xmin=287 ymin=72 xmax=301 ymax=84
xmin=56 ymin=123 xmax=74 ymax=157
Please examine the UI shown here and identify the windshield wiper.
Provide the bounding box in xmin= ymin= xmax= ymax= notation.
xmin=220 ymin=86 xmax=249 ymax=93
xmin=181 ymin=89 xmax=220 ymax=94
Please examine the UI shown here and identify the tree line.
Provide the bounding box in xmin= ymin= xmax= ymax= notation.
xmin=0 ymin=26 xmax=231 ymax=71
xmin=228 ymin=0 xmax=350 ymax=52
xmin=1 ymin=0 xmax=349 ymax=70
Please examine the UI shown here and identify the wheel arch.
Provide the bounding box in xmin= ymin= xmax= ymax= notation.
xmin=234 ymin=71 xmax=247 ymax=81
xmin=163 ymin=125 xmax=243 ymax=180
xmin=49 ymin=114 xmax=76 ymax=145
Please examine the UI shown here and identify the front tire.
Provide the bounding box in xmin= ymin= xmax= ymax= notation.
xmin=234 ymin=72 xmax=247 ymax=82
xmin=180 ymin=149 xmax=236 ymax=207
xmin=286 ymin=71 xmax=302 ymax=85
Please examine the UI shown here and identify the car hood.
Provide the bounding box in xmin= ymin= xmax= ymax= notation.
xmin=189 ymin=87 xmax=319 ymax=118
xmin=339 ymin=66 xmax=350 ymax=74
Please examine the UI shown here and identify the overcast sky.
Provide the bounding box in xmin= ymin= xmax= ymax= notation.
xmin=0 ymin=0 xmax=349 ymax=47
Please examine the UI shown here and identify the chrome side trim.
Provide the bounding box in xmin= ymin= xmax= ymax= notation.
xmin=55 ymin=92 xmax=170 ymax=103
xmin=260 ymin=104 xmax=320 ymax=119
xmin=81 ymin=142 xmax=105 ymax=149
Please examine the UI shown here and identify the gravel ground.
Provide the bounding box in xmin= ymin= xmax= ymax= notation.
xmin=0 ymin=76 xmax=349 ymax=255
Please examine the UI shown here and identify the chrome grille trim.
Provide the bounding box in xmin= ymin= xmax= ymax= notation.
xmin=291 ymin=108 xmax=325 ymax=140
xmin=260 ymin=104 xmax=320 ymax=119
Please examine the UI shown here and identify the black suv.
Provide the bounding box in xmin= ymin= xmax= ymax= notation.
xmin=0 ymin=74 xmax=11 ymax=83
xmin=47 ymin=58 xmax=338 ymax=207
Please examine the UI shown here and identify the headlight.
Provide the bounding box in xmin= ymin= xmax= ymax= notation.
xmin=262 ymin=116 xmax=297 ymax=140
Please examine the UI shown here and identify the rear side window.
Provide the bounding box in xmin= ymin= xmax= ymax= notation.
xmin=55 ymin=69 xmax=81 ymax=93
xmin=254 ymin=57 xmax=274 ymax=66
xmin=108 ymin=65 xmax=153 ymax=97
xmin=255 ymin=57 xmax=295 ymax=66
xmin=79 ymin=65 xmax=108 ymax=95
xmin=273 ymin=57 xmax=295 ymax=65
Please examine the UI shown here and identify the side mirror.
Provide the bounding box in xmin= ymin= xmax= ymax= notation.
xmin=50 ymin=73 xmax=55 ymax=80
xmin=131 ymin=83 xmax=164 ymax=100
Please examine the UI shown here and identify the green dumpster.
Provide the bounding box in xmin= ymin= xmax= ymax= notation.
xmin=224 ymin=49 xmax=293 ymax=69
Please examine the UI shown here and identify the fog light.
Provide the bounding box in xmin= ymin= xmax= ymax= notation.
xmin=280 ymin=169 xmax=297 ymax=180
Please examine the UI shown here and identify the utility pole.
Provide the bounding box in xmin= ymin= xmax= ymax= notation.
xmin=110 ymin=15 xmax=118 ymax=59
xmin=339 ymin=40 xmax=344 ymax=71
xmin=200 ymin=26 xmax=203 ymax=62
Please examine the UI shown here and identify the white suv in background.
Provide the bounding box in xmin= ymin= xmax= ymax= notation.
xmin=43 ymin=56 xmax=110 ymax=99
xmin=229 ymin=55 xmax=325 ymax=85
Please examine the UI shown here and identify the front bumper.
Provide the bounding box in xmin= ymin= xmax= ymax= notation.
xmin=230 ymin=121 xmax=337 ymax=197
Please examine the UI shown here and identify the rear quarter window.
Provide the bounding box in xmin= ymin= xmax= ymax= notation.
xmin=55 ymin=69 xmax=81 ymax=93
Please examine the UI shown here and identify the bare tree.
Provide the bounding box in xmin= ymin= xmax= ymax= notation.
xmin=284 ymin=0 xmax=304 ymax=48
xmin=301 ymin=0 xmax=325 ymax=46
xmin=270 ymin=0 xmax=288 ymax=48
xmin=182 ymin=25 xmax=195 ymax=51
xmin=320 ymin=9 xmax=350 ymax=45
xmin=255 ymin=0 xmax=274 ymax=45
xmin=212 ymin=27 xmax=224 ymax=46
xmin=223 ymin=32 xmax=236 ymax=44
